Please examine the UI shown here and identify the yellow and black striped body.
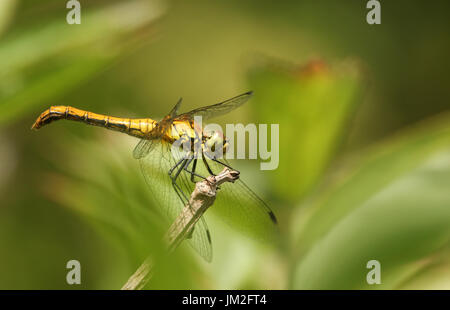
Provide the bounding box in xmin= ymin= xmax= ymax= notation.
xmin=32 ymin=106 xmax=158 ymax=140
xmin=32 ymin=106 xmax=229 ymax=155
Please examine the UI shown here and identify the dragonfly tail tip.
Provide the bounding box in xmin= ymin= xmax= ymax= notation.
xmin=31 ymin=121 xmax=40 ymax=130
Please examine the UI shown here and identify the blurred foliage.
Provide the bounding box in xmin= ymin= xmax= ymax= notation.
xmin=0 ymin=0 xmax=164 ymax=125
xmin=248 ymin=59 xmax=362 ymax=202
xmin=292 ymin=114 xmax=450 ymax=289
xmin=0 ymin=0 xmax=449 ymax=290
xmin=0 ymin=0 xmax=16 ymax=37
xmin=48 ymin=132 xmax=204 ymax=289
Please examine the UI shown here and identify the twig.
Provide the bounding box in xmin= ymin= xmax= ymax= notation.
xmin=121 ymin=167 xmax=240 ymax=290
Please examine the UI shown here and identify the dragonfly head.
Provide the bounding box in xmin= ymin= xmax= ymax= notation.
xmin=203 ymin=129 xmax=229 ymax=159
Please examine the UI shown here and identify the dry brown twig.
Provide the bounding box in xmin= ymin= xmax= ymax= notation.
xmin=121 ymin=167 xmax=240 ymax=290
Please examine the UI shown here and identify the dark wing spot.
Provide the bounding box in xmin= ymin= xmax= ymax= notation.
xmin=206 ymin=228 xmax=212 ymax=244
xmin=268 ymin=210 xmax=278 ymax=224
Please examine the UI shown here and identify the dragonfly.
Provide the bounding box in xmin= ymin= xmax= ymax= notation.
xmin=32 ymin=91 xmax=277 ymax=262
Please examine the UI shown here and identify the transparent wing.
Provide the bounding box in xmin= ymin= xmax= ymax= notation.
xmin=192 ymin=157 xmax=278 ymax=243
xmin=176 ymin=91 xmax=253 ymax=121
xmin=169 ymin=97 xmax=183 ymax=118
xmin=133 ymin=139 xmax=155 ymax=159
xmin=134 ymin=139 xmax=213 ymax=262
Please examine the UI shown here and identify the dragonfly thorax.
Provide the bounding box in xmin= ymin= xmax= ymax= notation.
xmin=202 ymin=129 xmax=228 ymax=158
xmin=168 ymin=121 xmax=228 ymax=158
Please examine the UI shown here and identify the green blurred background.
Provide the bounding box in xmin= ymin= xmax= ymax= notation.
xmin=0 ymin=0 xmax=449 ymax=289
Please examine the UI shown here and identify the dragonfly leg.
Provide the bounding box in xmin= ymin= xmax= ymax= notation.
xmin=169 ymin=158 xmax=190 ymax=204
xmin=168 ymin=156 xmax=187 ymax=176
xmin=170 ymin=155 xmax=204 ymax=183
xmin=169 ymin=153 xmax=203 ymax=203
xmin=190 ymin=158 xmax=197 ymax=182
xmin=184 ymin=158 xmax=208 ymax=183
xmin=210 ymin=157 xmax=239 ymax=172
xmin=202 ymin=153 xmax=215 ymax=176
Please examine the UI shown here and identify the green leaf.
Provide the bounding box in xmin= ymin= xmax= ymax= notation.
xmin=248 ymin=59 xmax=362 ymax=202
xmin=292 ymin=114 xmax=450 ymax=289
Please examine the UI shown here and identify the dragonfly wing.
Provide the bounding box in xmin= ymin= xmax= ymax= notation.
xmin=133 ymin=139 xmax=155 ymax=159
xmin=176 ymin=91 xmax=253 ymax=121
xmin=193 ymin=157 xmax=278 ymax=243
xmin=169 ymin=97 xmax=183 ymax=118
xmin=136 ymin=140 xmax=213 ymax=262
xmin=213 ymin=179 xmax=278 ymax=243
xmin=193 ymin=216 xmax=213 ymax=262
xmin=169 ymin=145 xmax=213 ymax=261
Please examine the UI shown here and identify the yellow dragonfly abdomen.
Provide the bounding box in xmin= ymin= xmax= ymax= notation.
xmin=31 ymin=106 xmax=157 ymax=139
